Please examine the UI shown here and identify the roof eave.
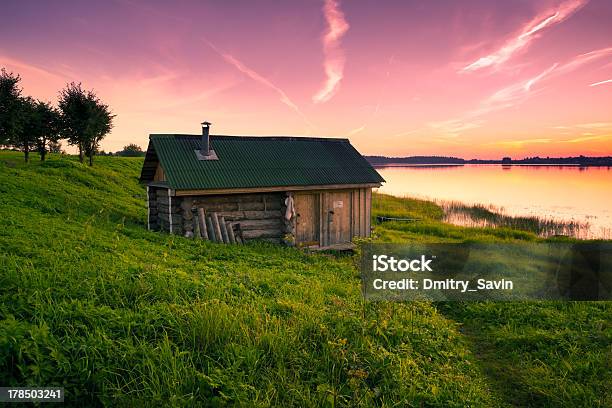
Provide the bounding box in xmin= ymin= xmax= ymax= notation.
xmin=172 ymin=182 xmax=383 ymax=196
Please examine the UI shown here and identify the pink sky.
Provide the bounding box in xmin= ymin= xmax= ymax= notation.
xmin=1 ymin=0 xmax=611 ymax=158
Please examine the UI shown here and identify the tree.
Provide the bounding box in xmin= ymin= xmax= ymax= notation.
xmin=58 ymin=83 xmax=114 ymax=166
xmin=0 ymin=68 xmax=25 ymax=148
xmin=10 ymin=97 xmax=39 ymax=162
xmin=30 ymin=100 xmax=62 ymax=161
xmin=116 ymin=143 xmax=144 ymax=157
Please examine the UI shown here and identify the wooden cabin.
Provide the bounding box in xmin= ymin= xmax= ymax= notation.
xmin=139 ymin=123 xmax=384 ymax=249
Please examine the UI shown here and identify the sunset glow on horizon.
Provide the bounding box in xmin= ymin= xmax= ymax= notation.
xmin=1 ymin=0 xmax=611 ymax=158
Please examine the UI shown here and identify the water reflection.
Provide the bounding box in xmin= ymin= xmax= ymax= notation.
xmin=375 ymin=165 xmax=612 ymax=239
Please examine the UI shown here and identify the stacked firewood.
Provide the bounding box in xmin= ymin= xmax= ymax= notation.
xmin=194 ymin=208 xmax=243 ymax=244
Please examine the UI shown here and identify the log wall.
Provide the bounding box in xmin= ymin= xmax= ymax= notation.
xmin=150 ymin=191 xmax=287 ymax=243
xmin=147 ymin=186 xmax=373 ymax=246
xmin=150 ymin=187 xmax=182 ymax=234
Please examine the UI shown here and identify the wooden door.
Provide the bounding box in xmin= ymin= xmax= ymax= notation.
xmin=324 ymin=191 xmax=352 ymax=245
xmin=294 ymin=193 xmax=319 ymax=246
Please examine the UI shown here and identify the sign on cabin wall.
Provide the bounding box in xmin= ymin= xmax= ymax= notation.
xmin=333 ymin=200 xmax=344 ymax=209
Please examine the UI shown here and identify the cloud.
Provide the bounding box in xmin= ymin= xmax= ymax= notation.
xmin=461 ymin=0 xmax=588 ymax=72
xmin=555 ymin=47 xmax=612 ymax=75
xmin=469 ymin=47 xmax=611 ymax=117
xmin=0 ymin=55 xmax=64 ymax=79
xmin=488 ymin=138 xmax=553 ymax=148
xmin=562 ymin=134 xmax=612 ymax=143
xmin=312 ymin=0 xmax=350 ymax=103
xmin=576 ymin=122 xmax=612 ymax=129
xmin=428 ymin=119 xmax=484 ymax=137
xmin=589 ymin=79 xmax=612 ymax=87
xmin=419 ymin=64 xmax=557 ymax=139
xmin=425 ymin=45 xmax=609 ymax=139
xmin=204 ymin=39 xmax=313 ymax=128
xmin=471 ymin=63 xmax=558 ymax=116
xmin=391 ymin=128 xmax=420 ymax=138
xmin=347 ymin=125 xmax=366 ymax=136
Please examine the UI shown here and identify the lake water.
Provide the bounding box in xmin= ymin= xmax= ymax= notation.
xmin=375 ymin=165 xmax=612 ymax=239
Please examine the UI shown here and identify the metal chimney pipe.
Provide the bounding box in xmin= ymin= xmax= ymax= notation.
xmin=201 ymin=121 xmax=211 ymax=156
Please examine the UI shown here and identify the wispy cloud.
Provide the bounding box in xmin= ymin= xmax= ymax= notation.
xmin=461 ymin=0 xmax=587 ymax=72
xmin=555 ymin=46 xmax=612 ymax=75
xmin=204 ymin=39 xmax=313 ymax=128
xmin=589 ymin=79 xmax=612 ymax=87
xmin=419 ymin=64 xmax=557 ymax=138
xmin=312 ymin=0 xmax=350 ymax=103
xmin=345 ymin=55 xmax=395 ymax=138
xmin=469 ymin=47 xmax=612 ymax=117
xmin=425 ymin=44 xmax=610 ymax=139
xmin=576 ymin=122 xmax=612 ymax=129
xmin=487 ymin=138 xmax=553 ymax=148
xmin=562 ymin=134 xmax=612 ymax=143
xmin=0 ymin=55 xmax=64 ymax=79
xmin=391 ymin=128 xmax=420 ymax=138
xmin=471 ymin=63 xmax=558 ymax=115
xmin=347 ymin=125 xmax=366 ymax=136
xmin=428 ymin=119 xmax=484 ymax=138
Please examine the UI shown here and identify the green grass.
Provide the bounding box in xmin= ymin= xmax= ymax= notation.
xmin=0 ymin=151 xmax=610 ymax=407
xmin=372 ymin=193 xmax=611 ymax=407
xmin=372 ymin=193 xmax=541 ymax=243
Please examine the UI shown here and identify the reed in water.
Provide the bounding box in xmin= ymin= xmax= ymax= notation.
xmin=438 ymin=200 xmax=605 ymax=239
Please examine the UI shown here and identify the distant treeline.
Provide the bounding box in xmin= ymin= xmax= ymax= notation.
xmin=366 ymin=155 xmax=612 ymax=166
xmin=99 ymin=144 xmax=145 ymax=157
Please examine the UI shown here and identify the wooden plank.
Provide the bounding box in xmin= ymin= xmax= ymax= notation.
xmin=234 ymin=227 xmax=243 ymax=244
xmin=214 ymin=210 xmax=282 ymax=220
xmin=193 ymin=214 xmax=201 ymax=239
xmin=320 ymin=193 xmax=328 ymax=247
xmin=242 ymin=229 xmax=283 ymax=239
xmin=294 ymin=193 xmax=319 ymax=245
xmin=212 ymin=213 xmax=223 ymax=243
xmin=219 ymin=216 xmax=230 ymax=243
xmin=349 ymin=189 xmax=354 ymax=239
xmin=206 ymin=216 xmax=217 ymax=242
xmin=174 ymin=183 xmax=382 ymax=196
xmin=191 ymin=201 xmax=282 ymax=212
xmin=365 ymin=188 xmax=372 ymax=237
xmin=192 ymin=193 xmax=282 ymax=204
xmin=197 ymin=208 xmax=208 ymax=240
xmin=181 ymin=198 xmax=193 ymax=220
xmin=168 ymin=192 xmax=173 ymax=234
xmin=323 ymin=191 xmax=351 ymax=245
xmin=191 ymin=202 xmax=240 ymax=212
xmin=238 ymin=219 xmax=283 ymax=230
xmin=360 ymin=188 xmax=364 ymax=237
xmin=226 ymin=222 xmax=236 ymax=244
xmin=359 ymin=188 xmax=366 ymax=237
xmin=184 ymin=209 xmax=283 ymax=220
xmin=239 ymin=201 xmax=281 ymax=211
xmin=146 ymin=185 xmax=151 ymax=231
xmin=156 ymin=204 xmax=180 ymax=213
xmin=351 ymin=189 xmax=357 ymax=238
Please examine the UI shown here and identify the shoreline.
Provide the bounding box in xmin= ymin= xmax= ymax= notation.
xmin=372 ymin=163 xmax=612 ymax=168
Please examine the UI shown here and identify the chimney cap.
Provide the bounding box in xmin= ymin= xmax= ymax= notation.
xmin=201 ymin=121 xmax=212 ymax=126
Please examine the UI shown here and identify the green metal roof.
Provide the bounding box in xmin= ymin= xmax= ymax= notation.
xmin=140 ymin=134 xmax=384 ymax=190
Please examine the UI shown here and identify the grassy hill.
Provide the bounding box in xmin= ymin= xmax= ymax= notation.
xmin=0 ymin=151 xmax=610 ymax=407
